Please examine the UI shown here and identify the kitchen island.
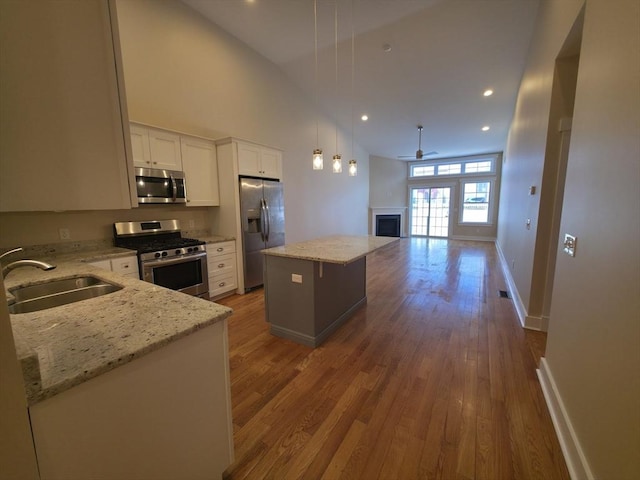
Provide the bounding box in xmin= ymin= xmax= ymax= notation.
xmin=4 ymin=245 xmax=234 ymax=480
xmin=262 ymin=235 xmax=399 ymax=347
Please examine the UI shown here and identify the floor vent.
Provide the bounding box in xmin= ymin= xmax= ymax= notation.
xmin=498 ymin=290 xmax=510 ymax=299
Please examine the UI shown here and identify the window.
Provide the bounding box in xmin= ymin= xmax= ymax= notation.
xmin=410 ymin=165 xmax=434 ymax=177
xmin=437 ymin=163 xmax=461 ymax=175
xmin=461 ymin=181 xmax=491 ymax=224
xmin=409 ymin=155 xmax=496 ymax=178
xmin=464 ymin=160 xmax=492 ymax=173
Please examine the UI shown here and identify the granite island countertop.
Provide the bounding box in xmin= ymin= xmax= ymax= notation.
xmin=4 ymin=246 xmax=232 ymax=406
xmin=261 ymin=235 xmax=400 ymax=265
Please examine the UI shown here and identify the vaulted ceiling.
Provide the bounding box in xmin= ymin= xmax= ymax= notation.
xmin=182 ymin=0 xmax=539 ymax=161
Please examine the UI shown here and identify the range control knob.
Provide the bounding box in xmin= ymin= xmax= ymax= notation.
xmin=175 ymin=249 xmax=181 ymax=255
xmin=154 ymin=252 xmax=161 ymax=258
xmin=161 ymin=251 xmax=168 ymax=257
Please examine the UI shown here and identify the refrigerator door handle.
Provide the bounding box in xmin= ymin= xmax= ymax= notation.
xmin=260 ymin=198 xmax=267 ymax=243
xmin=263 ymin=198 xmax=271 ymax=242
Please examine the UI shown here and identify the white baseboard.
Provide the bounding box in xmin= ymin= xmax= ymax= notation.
xmin=494 ymin=241 xmax=527 ymax=328
xmin=537 ymin=358 xmax=594 ymax=480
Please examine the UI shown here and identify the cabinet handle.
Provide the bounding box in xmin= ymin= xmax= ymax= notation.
xmin=216 ymin=247 xmax=224 ymax=252
xmin=123 ymin=264 xmax=129 ymax=269
xmin=218 ymin=282 xmax=226 ymax=287
xmin=218 ymin=263 xmax=225 ymax=268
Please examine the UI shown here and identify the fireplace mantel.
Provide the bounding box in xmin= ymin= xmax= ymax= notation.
xmin=371 ymin=207 xmax=407 ymax=237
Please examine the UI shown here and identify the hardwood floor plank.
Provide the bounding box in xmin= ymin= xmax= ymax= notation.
xmin=219 ymin=238 xmax=570 ymax=480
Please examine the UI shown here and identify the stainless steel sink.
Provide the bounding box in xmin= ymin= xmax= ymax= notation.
xmin=8 ymin=276 xmax=122 ymax=314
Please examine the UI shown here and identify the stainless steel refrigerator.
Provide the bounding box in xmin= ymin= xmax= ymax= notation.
xmin=239 ymin=177 xmax=285 ymax=291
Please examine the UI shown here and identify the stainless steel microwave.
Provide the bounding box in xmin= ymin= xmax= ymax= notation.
xmin=135 ymin=167 xmax=187 ymax=204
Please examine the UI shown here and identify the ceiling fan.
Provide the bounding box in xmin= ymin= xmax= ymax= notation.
xmin=398 ymin=125 xmax=438 ymax=160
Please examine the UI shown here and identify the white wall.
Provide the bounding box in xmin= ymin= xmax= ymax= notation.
xmin=114 ymin=0 xmax=369 ymax=244
xmin=498 ymin=0 xmax=640 ymax=477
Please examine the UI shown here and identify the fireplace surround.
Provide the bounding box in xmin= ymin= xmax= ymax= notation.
xmin=371 ymin=208 xmax=407 ymax=237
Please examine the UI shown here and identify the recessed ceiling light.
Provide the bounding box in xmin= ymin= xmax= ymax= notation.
xmin=483 ymin=89 xmax=494 ymax=97
xmin=361 ymin=115 xmax=369 ymax=121
xmin=482 ymin=125 xmax=490 ymax=131
xmin=382 ymin=44 xmax=392 ymax=53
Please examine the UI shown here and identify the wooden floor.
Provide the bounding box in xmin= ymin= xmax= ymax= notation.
xmin=217 ymin=238 xmax=569 ymax=480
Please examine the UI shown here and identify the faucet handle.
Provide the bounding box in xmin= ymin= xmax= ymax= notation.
xmin=0 ymin=247 xmax=23 ymax=262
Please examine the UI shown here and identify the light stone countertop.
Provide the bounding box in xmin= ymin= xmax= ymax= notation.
xmin=261 ymin=235 xmax=400 ymax=265
xmin=4 ymin=245 xmax=233 ymax=406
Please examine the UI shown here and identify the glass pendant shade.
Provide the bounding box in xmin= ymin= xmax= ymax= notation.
xmin=348 ymin=159 xmax=357 ymax=176
xmin=332 ymin=154 xmax=342 ymax=173
xmin=313 ymin=149 xmax=323 ymax=170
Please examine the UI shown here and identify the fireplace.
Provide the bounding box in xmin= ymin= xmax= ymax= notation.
xmin=376 ymin=214 xmax=401 ymax=237
xmin=371 ymin=207 xmax=406 ymax=237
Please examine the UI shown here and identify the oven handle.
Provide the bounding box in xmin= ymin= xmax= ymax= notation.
xmin=143 ymin=251 xmax=207 ymax=269
xmin=170 ymin=174 xmax=178 ymax=202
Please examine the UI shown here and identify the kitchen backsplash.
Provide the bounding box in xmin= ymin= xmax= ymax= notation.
xmin=0 ymin=206 xmax=216 ymax=249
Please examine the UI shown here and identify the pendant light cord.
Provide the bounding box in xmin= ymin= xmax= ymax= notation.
xmin=334 ymin=0 xmax=338 ymax=154
xmin=314 ymin=0 xmax=319 ymax=149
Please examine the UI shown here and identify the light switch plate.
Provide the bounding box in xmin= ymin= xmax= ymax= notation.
xmin=291 ymin=273 xmax=303 ymax=284
xmin=563 ymin=234 xmax=577 ymax=257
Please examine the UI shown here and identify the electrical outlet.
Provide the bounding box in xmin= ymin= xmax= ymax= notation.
xmin=291 ymin=273 xmax=303 ymax=284
xmin=188 ymin=219 xmax=195 ymax=229
xmin=59 ymin=228 xmax=71 ymax=240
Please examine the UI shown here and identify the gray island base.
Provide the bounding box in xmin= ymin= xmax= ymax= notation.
xmin=262 ymin=235 xmax=399 ymax=347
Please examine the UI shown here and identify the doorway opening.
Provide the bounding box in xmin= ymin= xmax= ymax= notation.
xmin=410 ymin=187 xmax=451 ymax=237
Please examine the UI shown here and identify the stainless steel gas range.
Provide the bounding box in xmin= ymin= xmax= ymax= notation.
xmin=114 ymin=219 xmax=209 ymax=298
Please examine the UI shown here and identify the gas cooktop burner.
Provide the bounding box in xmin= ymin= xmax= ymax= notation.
xmin=113 ymin=220 xmax=206 ymax=257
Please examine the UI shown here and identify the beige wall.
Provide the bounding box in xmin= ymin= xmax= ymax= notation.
xmin=114 ymin=0 xmax=369 ymax=243
xmin=498 ymin=0 xmax=640 ymax=477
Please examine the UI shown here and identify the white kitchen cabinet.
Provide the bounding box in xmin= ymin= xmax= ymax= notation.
xmin=181 ymin=136 xmax=220 ymax=207
xmin=130 ymin=123 xmax=182 ymax=171
xmin=29 ymin=320 xmax=234 ymax=480
xmin=208 ymin=242 xmax=237 ymax=299
xmin=237 ymin=141 xmax=283 ymax=180
xmin=0 ymin=0 xmax=136 ymax=212
xmin=88 ymin=255 xmax=139 ymax=280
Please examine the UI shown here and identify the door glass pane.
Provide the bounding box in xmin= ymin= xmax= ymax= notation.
xmin=429 ymin=187 xmax=450 ymax=237
xmin=410 ymin=188 xmax=429 ymax=236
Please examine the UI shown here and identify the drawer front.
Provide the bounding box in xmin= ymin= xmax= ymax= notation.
xmin=209 ymin=241 xmax=236 ymax=256
xmin=111 ymin=256 xmax=139 ymax=275
xmin=209 ymin=273 xmax=237 ymax=297
xmin=208 ymin=253 xmax=235 ymax=276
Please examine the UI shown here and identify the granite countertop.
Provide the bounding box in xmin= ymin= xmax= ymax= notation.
xmin=4 ymin=246 xmax=232 ymax=406
xmin=261 ymin=235 xmax=400 ymax=265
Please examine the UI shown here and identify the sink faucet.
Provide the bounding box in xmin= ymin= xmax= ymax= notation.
xmin=1 ymin=247 xmax=56 ymax=278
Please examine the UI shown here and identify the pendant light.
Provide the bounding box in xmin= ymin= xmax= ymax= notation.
xmin=332 ymin=0 xmax=342 ymax=174
xmin=312 ymin=0 xmax=323 ymax=170
xmin=348 ymin=0 xmax=357 ymax=177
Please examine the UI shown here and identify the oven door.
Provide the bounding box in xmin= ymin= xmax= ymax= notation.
xmin=142 ymin=252 xmax=209 ymax=298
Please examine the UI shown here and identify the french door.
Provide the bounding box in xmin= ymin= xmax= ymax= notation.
xmin=410 ymin=186 xmax=451 ymax=237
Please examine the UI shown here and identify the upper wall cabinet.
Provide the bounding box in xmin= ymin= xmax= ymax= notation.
xmin=237 ymin=142 xmax=283 ymax=180
xmin=130 ymin=124 xmax=182 ymax=171
xmin=181 ymin=136 xmax=220 ymax=207
xmin=0 ymin=0 xmax=135 ymax=212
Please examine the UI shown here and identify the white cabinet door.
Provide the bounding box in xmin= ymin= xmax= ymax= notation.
xmin=181 ymin=137 xmax=220 ymax=207
xmin=148 ymin=129 xmax=182 ymax=171
xmin=261 ymin=148 xmax=282 ymax=179
xmin=130 ymin=125 xmax=151 ymax=168
xmin=237 ymin=143 xmax=262 ymax=177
